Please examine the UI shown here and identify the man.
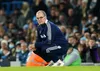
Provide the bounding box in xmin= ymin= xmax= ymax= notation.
xmin=88 ymin=38 xmax=100 ymax=63
xmin=33 ymin=10 xmax=68 ymax=62
xmin=19 ymin=42 xmax=29 ymax=65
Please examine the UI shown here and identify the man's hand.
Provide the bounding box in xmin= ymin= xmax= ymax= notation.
xmin=32 ymin=44 xmax=36 ymax=51
xmin=28 ymin=44 xmax=36 ymax=51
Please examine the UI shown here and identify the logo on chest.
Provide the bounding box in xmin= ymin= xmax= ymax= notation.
xmin=40 ymin=34 xmax=46 ymax=38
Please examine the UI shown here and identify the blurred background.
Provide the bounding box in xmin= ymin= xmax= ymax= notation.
xmin=0 ymin=0 xmax=100 ymax=67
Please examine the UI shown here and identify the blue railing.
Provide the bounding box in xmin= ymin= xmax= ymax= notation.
xmin=1 ymin=0 xmax=46 ymax=15
xmin=1 ymin=1 xmax=23 ymax=15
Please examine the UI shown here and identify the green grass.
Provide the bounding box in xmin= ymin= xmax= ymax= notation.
xmin=0 ymin=66 xmax=100 ymax=71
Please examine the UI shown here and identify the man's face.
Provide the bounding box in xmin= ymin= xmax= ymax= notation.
xmin=28 ymin=44 xmax=36 ymax=51
xmin=21 ymin=44 xmax=27 ymax=51
xmin=68 ymin=9 xmax=73 ymax=16
xmin=88 ymin=40 xmax=96 ymax=47
xmin=68 ymin=37 xmax=73 ymax=44
xmin=36 ymin=12 xmax=46 ymax=25
xmin=1 ymin=43 xmax=7 ymax=48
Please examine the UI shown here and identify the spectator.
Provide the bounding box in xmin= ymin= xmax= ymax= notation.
xmin=49 ymin=5 xmax=57 ymax=24
xmin=0 ymin=26 xmax=5 ymax=41
xmin=81 ymin=0 xmax=88 ymax=17
xmin=87 ymin=38 xmax=100 ymax=63
xmin=65 ymin=26 xmax=73 ymax=39
xmin=59 ymin=25 xmax=66 ymax=36
xmin=45 ymin=0 xmax=53 ymax=8
xmin=0 ymin=9 xmax=6 ymax=26
xmin=0 ymin=40 xmax=8 ymax=60
xmin=54 ymin=9 xmax=61 ymax=26
xmin=8 ymin=41 xmax=16 ymax=57
xmin=58 ymin=2 xmax=66 ymax=14
xmin=1 ymin=47 xmax=12 ymax=61
xmin=87 ymin=13 xmax=94 ymax=24
xmin=53 ymin=0 xmax=61 ymax=6
xmin=30 ymin=28 xmax=37 ymax=44
xmin=67 ymin=8 xmax=75 ymax=27
xmin=26 ymin=21 xmax=36 ymax=43
xmin=59 ymin=13 xmax=67 ymax=26
xmin=73 ymin=26 xmax=78 ymax=33
xmin=77 ymin=44 xmax=87 ymax=62
xmin=32 ymin=0 xmax=48 ymax=14
xmin=0 ymin=40 xmax=8 ymax=51
xmin=68 ymin=35 xmax=79 ymax=49
xmin=10 ymin=8 xmax=21 ymax=28
xmin=23 ymin=19 xmax=32 ymax=33
xmin=15 ymin=42 xmax=21 ymax=60
xmin=74 ymin=32 xmax=82 ymax=40
xmin=6 ymin=22 xmax=17 ymax=37
xmin=17 ymin=2 xmax=34 ymax=29
xmin=80 ymin=17 xmax=87 ymax=34
xmin=3 ymin=35 xmax=10 ymax=42
xmin=19 ymin=42 xmax=29 ymax=66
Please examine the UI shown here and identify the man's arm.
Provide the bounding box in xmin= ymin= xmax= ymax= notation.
xmin=35 ymin=27 xmax=50 ymax=48
xmin=35 ymin=40 xmax=49 ymax=48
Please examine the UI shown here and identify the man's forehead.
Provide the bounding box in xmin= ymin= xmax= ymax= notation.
xmin=36 ymin=11 xmax=44 ymax=16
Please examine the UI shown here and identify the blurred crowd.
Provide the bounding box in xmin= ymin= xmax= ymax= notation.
xmin=0 ymin=0 xmax=100 ymax=66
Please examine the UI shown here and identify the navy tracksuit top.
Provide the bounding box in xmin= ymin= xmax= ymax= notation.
xmin=35 ymin=21 xmax=68 ymax=62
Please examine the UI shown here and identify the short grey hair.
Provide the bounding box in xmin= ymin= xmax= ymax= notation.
xmin=36 ymin=10 xmax=47 ymax=18
xmin=1 ymin=40 xmax=8 ymax=46
xmin=21 ymin=42 xmax=27 ymax=47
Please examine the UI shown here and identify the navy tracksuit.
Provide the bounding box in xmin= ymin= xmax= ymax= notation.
xmin=35 ymin=21 xmax=68 ymax=62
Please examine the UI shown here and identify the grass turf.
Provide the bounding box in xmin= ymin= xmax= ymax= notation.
xmin=0 ymin=66 xmax=100 ymax=71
